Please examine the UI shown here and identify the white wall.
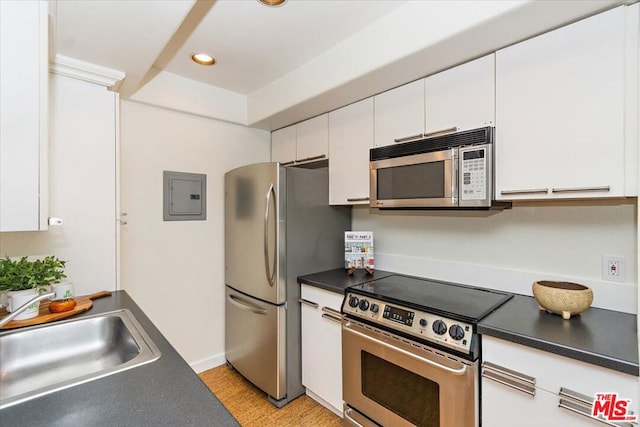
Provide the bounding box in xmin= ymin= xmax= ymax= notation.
xmin=0 ymin=74 xmax=118 ymax=295
xmin=352 ymin=200 xmax=638 ymax=313
xmin=119 ymin=100 xmax=270 ymax=369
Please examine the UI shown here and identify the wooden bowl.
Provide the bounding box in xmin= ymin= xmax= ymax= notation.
xmin=532 ymin=281 xmax=593 ymax=320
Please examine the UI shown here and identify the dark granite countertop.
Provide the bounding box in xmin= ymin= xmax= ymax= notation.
xmin=478 ymin=294 xmax=639 ymax=376
xmin=299 ymin=268 xmax=639 ymax=377
xmin=297 ymin=268 xmax=394 ymax=293
xmin=1 ymin=291 xmax=239 ymax=427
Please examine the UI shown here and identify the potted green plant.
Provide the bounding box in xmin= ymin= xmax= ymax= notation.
xmin=0 ymin=256 xmax=67 ymax=320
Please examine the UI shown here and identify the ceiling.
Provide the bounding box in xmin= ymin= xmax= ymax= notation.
xmin=52 ymin=0 xmax=624 ymax=130
xmin=54 ymin=1 xmax=406 ymax=110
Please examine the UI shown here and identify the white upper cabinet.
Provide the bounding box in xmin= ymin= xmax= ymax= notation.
xmin=373 ymin=55 xmax=495 ymax=149
xmin=271 ymin=125 xmax=296 ymax=165
xmin=296 ymin=114 xmax=329 ymax=164
xmin=329 ymin=98 xmax=374 ymax=205
xmin=0 ymin=0 xmax=49 ymax=232
xmin=271 ymin=114 xmax=329 ymax=166
xmin=495 ymin=5 xmax=637 ymax=200
xmin=374 ymin=79 xmax=425 ymax=147
xmin=425 ymin=54 xmax=495 ymax=134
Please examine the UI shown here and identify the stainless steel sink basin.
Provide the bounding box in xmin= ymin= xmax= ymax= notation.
xmin=0 ymin=309 xmax=161 ymax=409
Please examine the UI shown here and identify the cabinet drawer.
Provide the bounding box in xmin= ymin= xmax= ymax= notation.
xmin=301 ymin=284 xmax=344 ymax=312
xmin=482 ymin=373 xmax=616 ymax=427
xmin=482 ymin=336 xmax=637 ymax=401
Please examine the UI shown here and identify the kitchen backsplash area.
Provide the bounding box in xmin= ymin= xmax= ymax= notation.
xmin=352 ymin=200 xmax=637 ymax=314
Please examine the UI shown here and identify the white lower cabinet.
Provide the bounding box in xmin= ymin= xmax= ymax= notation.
xmin=482 ymin=336 xmax=638 ymax=426
xmin=300 ymin=284 xmax=344 ymax=416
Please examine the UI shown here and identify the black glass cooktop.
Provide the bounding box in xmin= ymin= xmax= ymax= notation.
xmin=348 ymin=274 xmax=513 ymax=322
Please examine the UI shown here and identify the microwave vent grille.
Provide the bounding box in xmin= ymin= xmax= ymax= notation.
xmin=370 ymin=127 xmax=494 ymax=161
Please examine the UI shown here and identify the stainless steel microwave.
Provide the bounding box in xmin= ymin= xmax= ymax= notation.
xmin=369 ymin=127 xmax=510 ymax=210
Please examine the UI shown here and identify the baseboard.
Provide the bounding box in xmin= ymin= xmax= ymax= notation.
xmin=189 ymin=352 xmax=226 ymax=374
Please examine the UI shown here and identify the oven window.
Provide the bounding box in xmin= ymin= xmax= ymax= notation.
xmin=362 ymin=351 xmax=440 ymax=426
xmin=377 ymin=162 xmax=445 ymax=200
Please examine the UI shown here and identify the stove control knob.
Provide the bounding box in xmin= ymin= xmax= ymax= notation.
xmin=359 ymin=300 xmax=370 ymax=311
xmin=348 ymin=296 xmax=359 ymax=308
xmin=432 ymin=320 xmax=447 ymax=335
xmin=419 ymin=318 xmax=427 ymax=327
xmin=370 ymin=304 xmax=379 ymax=313
xmin=449 ymin=324 xmax=465 ymax=341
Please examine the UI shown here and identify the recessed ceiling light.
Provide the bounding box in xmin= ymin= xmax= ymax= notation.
xmin=191 ymin=53 xmax=215 ymax=66
xmin=258 ymin=0 xmax=287 ymax=7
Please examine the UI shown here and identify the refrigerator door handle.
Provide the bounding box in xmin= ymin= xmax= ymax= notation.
xmin=264 ymin=182 xmax=277 ymax=287
xmin=228 ymin=293 xmax=268 ymax=315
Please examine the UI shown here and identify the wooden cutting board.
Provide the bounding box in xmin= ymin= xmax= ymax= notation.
xmin=0 ymin=291 xmax=112 ymax=329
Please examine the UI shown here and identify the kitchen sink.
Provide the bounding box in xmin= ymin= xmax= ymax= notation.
xmin=0 ymin=309 xmax=161 ymax=409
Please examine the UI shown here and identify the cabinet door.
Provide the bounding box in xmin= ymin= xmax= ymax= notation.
xmin=374 ymin=79 xmax=425 ymax=147
xmin=482 ymin=374 xmax=606 ymax=426
xmin=0 ymin=0 xmax=48 ymax=231
xmin=482 ymin=336 xmax=637 ymax=403
xmin=329 ymin=98 xmax=374 ymax=205
xmin=495 ymin=7 xmax=627 ymax=200
xmin=482 ymin=335 xmax=638 ymax=425
xmin=300 ymin=284 xmax=344 ymax=415
xmin=425 ymin=54 xmax=494 ymax=134
xmin=296 ymin=114 xmax=328 ymax=164
xmin=271 ymin=125 xmax=296 ymax=165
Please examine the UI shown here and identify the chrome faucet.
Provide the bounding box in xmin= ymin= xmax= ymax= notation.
xmin=0 ymin=291 xmax=54 ymax=328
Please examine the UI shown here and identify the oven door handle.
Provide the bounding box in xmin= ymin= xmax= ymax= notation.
xmin=345 ymin=323 xmax=468 ymax=375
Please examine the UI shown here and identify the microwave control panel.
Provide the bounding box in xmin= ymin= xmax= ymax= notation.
xmin=342 ymin=292 xmax=473 ymax=355
xmin=460 ymin=145 xmax=488 ymax=202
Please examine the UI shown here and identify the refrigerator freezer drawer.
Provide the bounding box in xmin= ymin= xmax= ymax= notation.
xmin=225 ymin=286 xmax=286 ymax=400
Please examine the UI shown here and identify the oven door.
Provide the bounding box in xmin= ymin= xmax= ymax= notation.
xmin=369 ymin=149 xmax=458 ymax=208
xmin=342 ymin=320 xmax=478 ymax=427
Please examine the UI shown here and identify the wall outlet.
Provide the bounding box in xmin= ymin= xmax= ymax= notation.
xmin=602 ymin=255 xmax=625 ymax=282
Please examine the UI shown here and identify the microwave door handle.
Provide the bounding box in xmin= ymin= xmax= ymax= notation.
xmin=264 ymin=183 xmax=276 ymax=287
xmin=345 ymin=322 xmax=467 ymax=375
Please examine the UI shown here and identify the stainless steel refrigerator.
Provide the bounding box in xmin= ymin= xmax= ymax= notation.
xmin=224 ymin=162 xmax=351 ymax=407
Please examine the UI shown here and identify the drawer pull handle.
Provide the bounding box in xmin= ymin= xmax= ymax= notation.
xmin=346 ymin=197 xmax=370 ymax=202
xmin=298 ymin=298 xmax=319 ymax=309
xmin=500 ymin=188 xmax=549 ymax=195
xmin=482 ymin=362 xmax=536 ymax=385
xmin=423 ymin=126 xmax=458 ymax=139
xmin=394 ymin=133 xmax=424 ymax=143
xmin=551 ymin=186 xmax=610 ymax=194
xmin=558 ymin=387 xmax=638 ymax=427
xmin=321 ymin=313 xmax=342 ymax=324
xmin=482 ymin=370 xmax=536 ymax=397
xmin=321 ymin=306 xmax=341 ymax=316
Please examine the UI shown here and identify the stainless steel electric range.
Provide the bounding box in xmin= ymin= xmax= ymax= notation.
xmin=341 ymin=274 xmax=513 ymax=427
